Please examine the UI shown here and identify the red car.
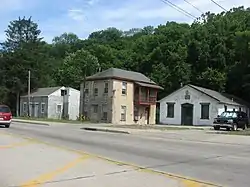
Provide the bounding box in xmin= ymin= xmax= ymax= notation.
xmin=0 ymin=105 xmax=12 ymax=128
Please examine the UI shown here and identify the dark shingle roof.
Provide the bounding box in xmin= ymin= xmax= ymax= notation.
xmin=87 ymin=68 xmax=157 ymax=84
xmin=21 ymin=86 xmax=62 ymax=97
xmin=189 ymin=84 xmax=249 ymax=106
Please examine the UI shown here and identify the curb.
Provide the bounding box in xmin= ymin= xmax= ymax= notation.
xmin=81 ymin=127 xmax=130 ymax=134
xmin=12 ymin=120 xmax=50 ymax=126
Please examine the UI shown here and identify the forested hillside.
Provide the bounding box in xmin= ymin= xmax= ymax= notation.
xmin=0 ymin=6 xmax=250 ymax=114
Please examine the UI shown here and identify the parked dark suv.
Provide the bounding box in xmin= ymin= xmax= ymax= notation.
xmin=213 ymin=111 xmax=249 ymax=131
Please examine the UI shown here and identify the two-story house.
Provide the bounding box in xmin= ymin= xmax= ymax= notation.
xmin=79 ymin=68 xmax=163 ymax=125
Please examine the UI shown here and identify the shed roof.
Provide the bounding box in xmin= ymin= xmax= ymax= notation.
xmin=189 ymin=84 xmax=249 ymax=106
xmin=159 ymin=84 xmax=249 ymax=107
xmin=21 ymin=86 xmax=62 ymax=97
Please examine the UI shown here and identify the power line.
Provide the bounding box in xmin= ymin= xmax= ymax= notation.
xmin=210 ymin=0 xmax=227 ymax=11
xmin=183 ymin=0 xmax=204 ymax=14
xmin=160 ymin=0 xmax=197 ymax=20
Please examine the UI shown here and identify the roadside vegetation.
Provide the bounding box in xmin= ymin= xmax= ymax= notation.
xmin=0 ymin=7 xmax=250 ymax=115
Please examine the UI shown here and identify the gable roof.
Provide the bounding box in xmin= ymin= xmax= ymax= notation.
xmin=159 ymin=84 xmax=249 ymax=107
xmin=21 ymin=86 xmax=62 ymax=97
xmin=87 ymin=68 xmax=156 ymax=84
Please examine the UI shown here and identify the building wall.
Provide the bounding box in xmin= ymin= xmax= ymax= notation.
xmin=67 ymin=88 xmax=80 ymax=120
xmin=47 ymin=95 xmax=63 ymax=119
xmin=112 ymin=80 xmax=134 ymax=124
xmin=83 ymin=79 xmax=113 ymax=123
xmin=159 ymin=86 xmax=219 ymax=126
xmin=217 ymin=104 xmax=248 ymax=115
xmin=20 ymin=96 xmax=48 ymax=118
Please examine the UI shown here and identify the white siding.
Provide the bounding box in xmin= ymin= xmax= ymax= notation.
xmin=159 ymin=86 xmax=218 ymax=126
xmin=217 ymin=104 xmax=248 ymax=115
xmin=48 ymin=95 xmax=63 ymax=119
xmin=49 ymin=86 xmax=65 ymax=96
xmin=68 ymin=88 xmax=80 ymax=120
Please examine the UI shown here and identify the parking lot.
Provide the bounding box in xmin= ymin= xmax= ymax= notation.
xmin=0 ymin=131 xmax=215 ymax=187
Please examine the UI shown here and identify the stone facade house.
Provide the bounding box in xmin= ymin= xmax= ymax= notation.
xmin=80 ymin=68 xmax=163 ymax=125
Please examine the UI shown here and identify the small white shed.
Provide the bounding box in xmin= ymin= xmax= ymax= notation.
xmin=159 ymin=84 xmax=249 ymax=126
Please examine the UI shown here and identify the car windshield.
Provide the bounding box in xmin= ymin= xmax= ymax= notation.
xmin=220 ymin=111 xmax=237 ymax=118
xmin=0 ymin=106 xmax=10 ymax=113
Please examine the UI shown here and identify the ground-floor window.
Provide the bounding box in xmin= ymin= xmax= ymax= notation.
xmin=201 ymin=103 xmax=210 ymax=119
xmin=92 ymin=105 xmax=98 ymax=113
xmin=121 ymin=106 xmax=127 ymax=121
xmin=166 ymin=102 xmax=175 ymax=118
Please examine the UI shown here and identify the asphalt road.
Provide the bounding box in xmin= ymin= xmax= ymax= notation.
xmin=3 ymin=123 xmax=250 ymax=187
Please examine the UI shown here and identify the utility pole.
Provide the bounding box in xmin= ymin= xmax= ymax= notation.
xmin=28 ymin=70 xmax=31 ymax=117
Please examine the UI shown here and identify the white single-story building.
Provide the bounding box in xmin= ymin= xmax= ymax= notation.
xmin=159 ymin=84 xmax=250 ymax=126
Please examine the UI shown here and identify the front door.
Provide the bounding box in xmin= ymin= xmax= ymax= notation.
xmin=181 ymin=103 xmax=194 ymax=125
xmin=145 ymin=107 xmax=150 ymax=125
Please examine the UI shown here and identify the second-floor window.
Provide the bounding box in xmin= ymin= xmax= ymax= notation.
xmin=122 ymin=82 xmax=127 ymax=95
xmin=104 ymin=82 xmax=108 ymax=94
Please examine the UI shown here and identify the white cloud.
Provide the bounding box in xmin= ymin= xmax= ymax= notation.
xmin=87 ymin=0 xmax=99 ymax=5
xmin=68 ymin=9 xmax=85 ymax=21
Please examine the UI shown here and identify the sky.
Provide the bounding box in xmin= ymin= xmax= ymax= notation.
xmin=0 ymin=0 xmax=250 ymax=43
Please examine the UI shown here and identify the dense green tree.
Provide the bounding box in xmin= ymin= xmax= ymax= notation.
xmin=55 ymin=49 xmax=99 ymax=89
xmin=1 ymin=6 xmax=250 ymax=115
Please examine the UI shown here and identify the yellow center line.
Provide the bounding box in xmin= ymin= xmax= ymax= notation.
xmin=20 ymin=155 xmax=89 ymax=187
xmin=0 ymin=141 xmax=33 ymax=149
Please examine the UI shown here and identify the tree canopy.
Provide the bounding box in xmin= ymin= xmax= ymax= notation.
xmin=1 ymin=6 xmax=250 ymax=114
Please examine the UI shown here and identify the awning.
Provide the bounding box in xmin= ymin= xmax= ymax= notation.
xmin=135 ymin=82 xmax=164 ymax=90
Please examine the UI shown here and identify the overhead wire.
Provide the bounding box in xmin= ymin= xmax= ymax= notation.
xmin=160 ymin=0 xmax=197 ymax=20
xmin=210 ymin=0 xmax=227 ymax=11
xmin=183 ymin=0 xmax=204 ymax=14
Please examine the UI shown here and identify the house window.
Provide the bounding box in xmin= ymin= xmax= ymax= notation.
xmin=41 ymin=103 xmax=45 ymax=113
xmin=56 ymin=104 xmax=62 ymax=113
xmin=104 ymin=82 xmax=108 ymax=94
xmin=122 ymin=82 xmax=127 ymax=95
xmin=93 ymin=105 xmax=98 ymax=113
xmin=94 ymin=88 xmax=98 ymax=96
xmin=166 ymin=103 xmax=175 ymax=118
xmin=23 ymin=102 xmax=27 ymax=112
xmin=121 ymin=106 xmax=127 ymax=121
xmin=61 ymin=90 xmax=67 ymax=96
xmin=201 ymin=103 xmax=210 ymax=119
xmin=85 ymin=88 xmax=89 ymax=95
xmin=102 ymin=112 xmax=108 ymax=120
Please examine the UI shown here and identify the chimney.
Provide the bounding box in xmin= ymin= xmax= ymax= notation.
xmin=180 ymin=82 xmax=183 ymax=87
xmin=231 ymin=98 xmax=234 ymax=102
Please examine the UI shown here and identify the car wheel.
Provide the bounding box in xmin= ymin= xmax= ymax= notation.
xmin=214 ymin=126 xmax=220 ymax=130
xmin=232 ymin=124 xmax=237 ymax=131
xmin=242 ymin=124 xmax=247 ymax=130
xmin=5 ymin=124 xmax=10 ymax=128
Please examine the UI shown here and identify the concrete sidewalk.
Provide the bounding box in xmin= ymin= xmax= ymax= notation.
xmin=12 ymin=119 xmax=212 ymax=134
xmin=0 ymin=132 xmax=217 ymax=187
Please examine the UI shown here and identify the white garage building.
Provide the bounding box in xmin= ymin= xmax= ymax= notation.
xmin=159 ymin=84 xmax=249 ymax=126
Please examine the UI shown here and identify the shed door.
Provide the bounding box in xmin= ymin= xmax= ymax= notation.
xmin=181 ymin=103 xmax=194 ymax=126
